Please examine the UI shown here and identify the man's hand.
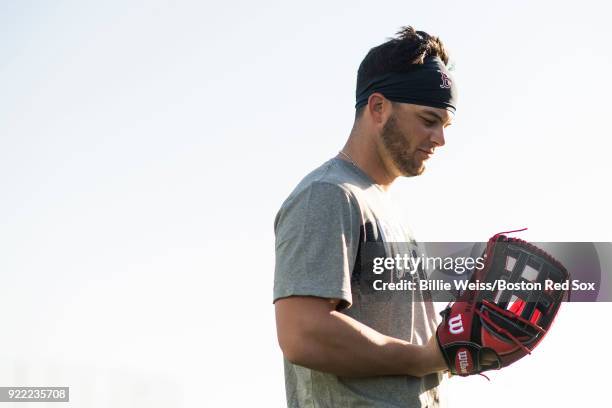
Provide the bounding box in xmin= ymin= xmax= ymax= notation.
xmin=275 ymin=295 xmax=446 ymax=378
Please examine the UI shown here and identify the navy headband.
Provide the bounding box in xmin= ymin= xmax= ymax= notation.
xmin=355 ymin=56 xmax=458 ymax=113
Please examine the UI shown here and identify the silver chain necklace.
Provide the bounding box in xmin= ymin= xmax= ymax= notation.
xmin=338 ymin=150 xmax=357 ymax=167
xmin=339 ymin=150 xmax=382 ymax=190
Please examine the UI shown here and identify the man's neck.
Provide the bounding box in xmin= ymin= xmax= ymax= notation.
xmin=338 ymin=129 xmax=398 ymax=191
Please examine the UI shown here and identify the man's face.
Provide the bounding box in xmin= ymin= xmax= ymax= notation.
xmin=379 ymin=103 xmax=453 ymax=177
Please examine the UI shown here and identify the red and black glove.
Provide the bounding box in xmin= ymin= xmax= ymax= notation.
xmin=436 ymin=232 xmax=570 ymax=376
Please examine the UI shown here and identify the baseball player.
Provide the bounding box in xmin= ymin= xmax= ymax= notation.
xmin=273 ymin=26 xmax=457 ymax=407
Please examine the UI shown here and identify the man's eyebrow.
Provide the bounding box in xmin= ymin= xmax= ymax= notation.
xmin=422 ymin=109 xmax=452 ymax=126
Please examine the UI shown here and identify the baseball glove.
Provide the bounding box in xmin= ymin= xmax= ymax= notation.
xmin=436 ymin=230 xmax=570 ymax=377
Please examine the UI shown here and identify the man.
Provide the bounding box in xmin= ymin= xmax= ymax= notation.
xmin=273 ymin=26 xmax=457 ymax=407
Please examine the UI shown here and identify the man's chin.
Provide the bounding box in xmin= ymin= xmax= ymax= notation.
xmin=390 ymin=156 xmax=425 ymax=177
xmin=400 ymin=164 xmax=425 ymax=177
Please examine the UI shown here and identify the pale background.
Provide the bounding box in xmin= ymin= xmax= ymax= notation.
xmin=1 ymin=0 xmax=610 ymax=407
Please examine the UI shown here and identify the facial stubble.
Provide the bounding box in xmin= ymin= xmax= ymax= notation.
xmin=380 ymin=114 xmax=425 ymax=177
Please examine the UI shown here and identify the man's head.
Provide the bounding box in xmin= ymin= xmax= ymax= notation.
xmin=353 ymin=26 xmax=455 ymax=178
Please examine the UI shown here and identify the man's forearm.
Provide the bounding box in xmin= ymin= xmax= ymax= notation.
xmin=276 ymin=298 xmax=447 ymax=378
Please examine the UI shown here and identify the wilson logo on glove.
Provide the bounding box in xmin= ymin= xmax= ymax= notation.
xmin=455 ymin=348 xmax=473 ymax=374
xmin=448 ymin=314 xmax=464 ymax=334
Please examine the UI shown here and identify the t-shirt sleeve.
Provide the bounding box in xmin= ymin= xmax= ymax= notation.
xmin=273 ymin=182 xmax=361 ymax=310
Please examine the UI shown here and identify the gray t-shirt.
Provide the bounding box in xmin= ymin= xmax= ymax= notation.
xmin=273 ymin=158 xmax=443 ymax=408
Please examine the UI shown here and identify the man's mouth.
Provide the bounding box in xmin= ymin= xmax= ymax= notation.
xmin=418 ymin=149 xmax=434 ymax=159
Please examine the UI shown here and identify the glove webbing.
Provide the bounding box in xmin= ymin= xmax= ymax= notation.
xmin=475 ymin=299 xmax=546 ymax=355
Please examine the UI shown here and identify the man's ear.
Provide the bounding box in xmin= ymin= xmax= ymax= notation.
xmin=366 ymin=93 xmax=391 ymax=124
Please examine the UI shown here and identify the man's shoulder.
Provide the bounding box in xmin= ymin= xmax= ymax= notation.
xmin=274 ymin=159 xmax=373 ymax=230
xmin=283 ymin=158 xmax=372 ymax=205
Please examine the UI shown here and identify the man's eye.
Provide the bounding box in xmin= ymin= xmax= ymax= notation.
xmin=423 ymin=118 xmax=436 ymax=126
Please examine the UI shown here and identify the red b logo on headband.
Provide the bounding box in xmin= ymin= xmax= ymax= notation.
xmin=440 ymin=72 xmax=452 ymax=89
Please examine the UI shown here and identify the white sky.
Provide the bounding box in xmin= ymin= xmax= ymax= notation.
xmin=1 ymin=1 xmax=611 ymax=406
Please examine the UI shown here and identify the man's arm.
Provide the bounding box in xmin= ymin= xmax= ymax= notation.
xmin=275 ymin=296 xmax=447 ymax=378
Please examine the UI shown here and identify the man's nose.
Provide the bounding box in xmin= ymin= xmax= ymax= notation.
xmin=432 ymin=127 xmax=446 ymax=147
